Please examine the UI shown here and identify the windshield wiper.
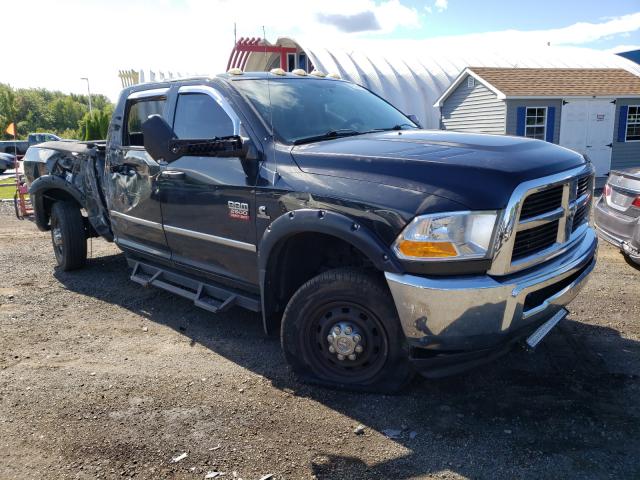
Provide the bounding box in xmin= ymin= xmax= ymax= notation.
xmin=293 ymin=129 xmax=363 ymax=145
xmin=378 ymin=123 xmax=417 ymax=131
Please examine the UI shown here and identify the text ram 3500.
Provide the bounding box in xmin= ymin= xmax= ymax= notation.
xmin=24 ymin=71 xmax=597 ymax=392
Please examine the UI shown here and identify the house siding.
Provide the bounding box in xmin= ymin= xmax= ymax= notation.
xmin=440 ymin=75 xmax=505 ymax=134
xmin=505 ymin=99 xmax=562 ymax=143
xmin=612 ymin=98 xmax=640 ymax=171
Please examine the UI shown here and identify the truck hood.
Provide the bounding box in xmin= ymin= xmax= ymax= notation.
xmin=290 ymin=130 xmax=587 ymax=210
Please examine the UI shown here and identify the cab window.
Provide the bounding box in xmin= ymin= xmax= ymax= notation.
xmin=124 ymin=97 xmax=166 ymax=147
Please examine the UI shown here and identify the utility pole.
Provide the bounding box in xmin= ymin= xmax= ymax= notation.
xmin=81 ymin=77 xmax=93 ymax=114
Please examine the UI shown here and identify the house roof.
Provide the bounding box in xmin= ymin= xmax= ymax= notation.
xmin=468 ymin=67 xmax=640 ymax=97
xmin=254 ymin=39 xmax=640 ymax=128
xmin=434 ymin=67 xmax=640 ymax=107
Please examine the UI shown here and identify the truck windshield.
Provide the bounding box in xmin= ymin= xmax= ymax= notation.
xmin=233 ymin=78 xmax=417 ymax=145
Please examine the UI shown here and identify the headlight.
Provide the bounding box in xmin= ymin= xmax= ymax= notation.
xmin=393 ymin=211 xmax=498 ymax=261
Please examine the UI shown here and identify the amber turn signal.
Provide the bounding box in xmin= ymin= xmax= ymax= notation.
xmin=396 ymin=240 xmax=457 ymax=258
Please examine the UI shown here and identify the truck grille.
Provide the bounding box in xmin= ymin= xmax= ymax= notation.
xmin=577 ymin=176 xmax=590 ymax=198
xmin=519 ymin=185 xmax=564 ymax=220
xmin=512 ymin=220 xmax=559 ymax=260
xmin=572 ymin=202 xmax=589 ymax=232
xmin=489 ymin=166 xmax=594 ymax=275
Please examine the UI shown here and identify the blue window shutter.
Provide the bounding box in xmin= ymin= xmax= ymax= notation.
xmin=618 ymin=105 xmax=628 ymax=143
xmin=516 ymin=106 xmax=526 ymax=136
xmin=546 ymin=107 xmax=555 ymax=143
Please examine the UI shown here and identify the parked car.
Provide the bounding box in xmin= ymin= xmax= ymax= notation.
xmin=0 ymin=152 xmax=15 ymax=173
xmin=23 ymin=71 xmax=597 ymax=392
xmin=594 ymin=169 xmax=640 ymax=265
xmin=0 ymin=132 xmax=61 ymax=156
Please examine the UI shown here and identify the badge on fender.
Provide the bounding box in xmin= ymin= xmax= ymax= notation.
xmin=228 ymin=201 xmax=250 ymax=220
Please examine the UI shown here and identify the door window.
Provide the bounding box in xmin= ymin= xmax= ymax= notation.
xmin=124 ymin=97 xmax=166 ymax=146
xmin=173 ymin=93 xmax=234 ymax=139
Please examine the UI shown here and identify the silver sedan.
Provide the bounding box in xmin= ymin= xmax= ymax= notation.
xmin=594 ymin=168 xmax=640 ymax=266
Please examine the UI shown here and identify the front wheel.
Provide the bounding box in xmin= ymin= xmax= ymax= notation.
xmin=281 ymin=268 xmax=414 ymax=392
xmin=50 ymin=201 xmax=87 ymax=271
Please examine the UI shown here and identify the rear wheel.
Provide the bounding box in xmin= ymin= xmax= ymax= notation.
xmin=281 ymin=268 xmax=413 ymax=392
xmin=50 ymin=201 xmax=87 ymax=271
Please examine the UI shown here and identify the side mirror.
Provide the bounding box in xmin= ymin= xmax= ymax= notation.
xmin=142 ymin=115 xmax=180 ymax=163
xmin=407 ymin=114 xmax=422 ymax=129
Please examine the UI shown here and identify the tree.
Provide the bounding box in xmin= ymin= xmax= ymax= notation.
xmin=79 ymin=106 xmax=113 ymax=140
xmin=0 ymin=83 xmax=113 ymax=139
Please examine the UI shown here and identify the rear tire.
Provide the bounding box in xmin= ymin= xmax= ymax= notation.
xmin=50 ymin=201 xmax=87 ymax=271
xmin=281 ymin=268 xmax=414 ymax=393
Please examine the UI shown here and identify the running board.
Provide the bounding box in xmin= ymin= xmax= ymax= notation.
xmin=128 ymin=259 xmax=260 ymax=314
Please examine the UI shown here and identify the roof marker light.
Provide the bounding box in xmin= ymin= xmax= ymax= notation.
xmin=327 ymin=72 xmax=341 ymax=79
xmin=227 ymin=68 xmax=244 ymax=75
xmin=270 ymin=68 xmax=286 ymax=76
xmin=292 ymin=69 xmax=308 ymax=76
xmin=310 ymin=70 xmax=326 ymax=77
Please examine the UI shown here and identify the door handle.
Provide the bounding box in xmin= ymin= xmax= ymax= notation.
xmin=160 ymin=170 xmax=185 ymax=179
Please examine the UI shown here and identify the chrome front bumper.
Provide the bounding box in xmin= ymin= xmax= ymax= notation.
xmin=385 ymin=228 xmax=597 ymax=351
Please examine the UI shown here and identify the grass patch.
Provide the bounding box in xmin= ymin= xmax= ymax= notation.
xmin=0 ymin=184 xmax=17 ymax=200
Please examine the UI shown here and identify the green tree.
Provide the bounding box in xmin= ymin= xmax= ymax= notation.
xmin=0 ymin=83 xmax=113 ymax=140
xmin=79 ymin=106 xmax=113 ymax=140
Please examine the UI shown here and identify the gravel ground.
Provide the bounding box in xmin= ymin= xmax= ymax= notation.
xmin=1 ymin=204 xmax=639 ymax=479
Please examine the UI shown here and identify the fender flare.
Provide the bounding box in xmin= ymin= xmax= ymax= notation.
xmin=29 ymin=175 xmax=85 ymax=231
xmin=257 ymin=208 xmax=403 ymax=333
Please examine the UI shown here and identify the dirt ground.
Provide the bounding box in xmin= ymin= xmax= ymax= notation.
xmin=1 ymin=204 xmax=639 ymax=480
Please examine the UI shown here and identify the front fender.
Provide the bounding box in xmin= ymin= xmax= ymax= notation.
xmin=257 ymin=208 xmax=403 ymax=334
xmin=29 ymin=175 xmax=85 ymax=231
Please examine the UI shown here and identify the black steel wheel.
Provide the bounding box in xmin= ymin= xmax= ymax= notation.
xmin=50 ymin=201 xmax=87 ymax=271
xmin=281 ymin=268 xmax=413 ymax=392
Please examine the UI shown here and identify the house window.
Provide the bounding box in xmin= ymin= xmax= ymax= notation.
xmin=467 ymin=76 xmax=475 ymax=88
xmin=626 ymin=105 xmax=640 ymax=141
xmin=525 ymin=107 xmax=547 ymax=140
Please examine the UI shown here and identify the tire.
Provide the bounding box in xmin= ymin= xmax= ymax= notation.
xmin=50 ymin=201 xmax=87 ymax=271
xmin=281 ymin=268 xmax=414 ymax=393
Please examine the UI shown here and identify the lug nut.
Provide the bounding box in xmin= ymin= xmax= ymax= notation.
xmin=329 ymin=345 xmax=336 ymax=353
xmin=327 ymin=335 xmax=333 ymax=343
xmin=337 ymin=354 xmax=345 ymax=361
xmin=344 ymin=326 xmax=352 ymax=335
xmin=355 ymin=345 xmax=363 ymax=353
xmin=333 ymin=326 xmax=341 ymax=334
xmin=348 ymin=354 xmax=356 ymax=361
xmin=353 ymin=334 xmax=361 ymax=343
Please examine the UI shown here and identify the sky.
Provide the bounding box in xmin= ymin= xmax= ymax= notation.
xmin=2 ymin=0 xmax=639 ymax=101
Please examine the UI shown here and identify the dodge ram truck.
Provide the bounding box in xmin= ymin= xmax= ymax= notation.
xmin=24 ymin=70 xmax=597 ymax=392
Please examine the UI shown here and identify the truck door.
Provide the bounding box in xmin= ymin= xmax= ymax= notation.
xmin=106 ymin=89 xmax=171 ymax=259
xmin=159 ymin=85 xmax=258 ymax=285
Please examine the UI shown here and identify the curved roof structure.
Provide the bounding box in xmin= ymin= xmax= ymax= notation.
xmin=239 ymin=37 xmax=640 ymax=129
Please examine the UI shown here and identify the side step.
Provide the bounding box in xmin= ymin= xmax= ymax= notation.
xmin=128 ymin=259 xmax=260 ymax=314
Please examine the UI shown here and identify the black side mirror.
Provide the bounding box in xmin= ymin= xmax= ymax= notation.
xmin=407 ymin=114 xmax=422 ymax=129
xmin=142 ymin=115 xmax=180 ymax=163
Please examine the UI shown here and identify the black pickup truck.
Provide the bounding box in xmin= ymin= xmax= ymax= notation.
xmin=23 ymin=71 xmax=597 ymax=392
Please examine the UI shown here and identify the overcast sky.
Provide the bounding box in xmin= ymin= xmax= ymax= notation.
xmin=3 ymin=0 xmax=640 ymax=101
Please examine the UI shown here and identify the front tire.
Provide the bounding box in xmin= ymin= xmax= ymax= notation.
xmin=50 ymin=201 xmax=87 ymax=271
xmin=281 ymin=268 xmax=413 ymax=392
